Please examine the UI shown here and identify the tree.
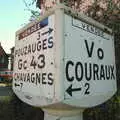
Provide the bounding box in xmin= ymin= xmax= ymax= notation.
xmin=22 ymin=0 xmax=40 ymax=21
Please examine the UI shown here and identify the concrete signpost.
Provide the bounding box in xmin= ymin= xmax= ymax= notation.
xmin=13 ymin=4 xmax=117 ymax=120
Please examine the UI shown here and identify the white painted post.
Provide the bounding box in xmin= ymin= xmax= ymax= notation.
xmin=12 ymin=5 xmax=117 ymax=120
xmin=44 ymin=113 xmax=83 ymax=120
xmin=43 ymin=109 xmax=84 ymax=120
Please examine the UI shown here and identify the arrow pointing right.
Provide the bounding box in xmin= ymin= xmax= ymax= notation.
xmin=66 ymin=84 xmax=81 ymax=97
xmin=42 ymin=28 xmax=53 ymax=36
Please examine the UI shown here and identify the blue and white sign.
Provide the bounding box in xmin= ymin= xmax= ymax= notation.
xmin=13 ymin=15 xmax=55 ymax=106
xmin=13 ymin=6 xmax=117 ymax=108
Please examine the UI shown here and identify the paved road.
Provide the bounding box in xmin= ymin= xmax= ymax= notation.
xmin=0 ymin=86 xmax=13 ymax=96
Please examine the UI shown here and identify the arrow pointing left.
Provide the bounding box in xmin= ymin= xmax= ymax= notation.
xmin=66 ymin=84 xmax=81 ymax=97
xmin=14 ymin=83 xmax=20 ymax=87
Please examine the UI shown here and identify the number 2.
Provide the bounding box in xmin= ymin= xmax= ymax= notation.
xmin=84 ymin=83 xmax=90 ymax=95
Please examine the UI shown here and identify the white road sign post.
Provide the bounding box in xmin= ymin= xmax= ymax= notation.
xmin=13 ymin=4 xmax=117 ymax=120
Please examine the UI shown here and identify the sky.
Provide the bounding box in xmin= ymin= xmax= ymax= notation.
xmin=0 ymin=0 xmax=39 ymax=53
